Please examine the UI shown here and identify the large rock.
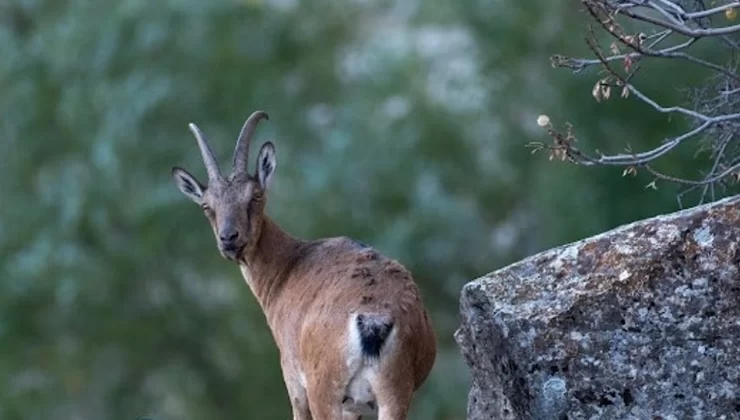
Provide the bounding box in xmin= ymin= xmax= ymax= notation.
xmin=455 ymin=195 xmax=740 ymax=419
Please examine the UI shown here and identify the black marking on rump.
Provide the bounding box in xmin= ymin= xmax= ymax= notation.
xmin=356 ymin=314 xmax=393 ymax=358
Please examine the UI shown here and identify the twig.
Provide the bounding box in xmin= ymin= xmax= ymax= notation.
xmin=681 ymin=1 xmax=739 ymax=20
xmin=645 ymin=159 xmax=740 ymax=185
xmin=620 ymin=8 xmax=740 ymax=37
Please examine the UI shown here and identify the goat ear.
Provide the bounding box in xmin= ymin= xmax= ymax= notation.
xmin=256 ymin=142 xmax=277 ymax=191
xmin=171 ymin=167 xmax=206 ymax=204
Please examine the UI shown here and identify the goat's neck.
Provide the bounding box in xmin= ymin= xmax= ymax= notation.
xmin=238 ymin=216 xmax=304 ymax=312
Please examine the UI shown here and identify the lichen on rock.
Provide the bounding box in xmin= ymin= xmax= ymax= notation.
xmin=455 ymin=195 xmax=740 ymax=419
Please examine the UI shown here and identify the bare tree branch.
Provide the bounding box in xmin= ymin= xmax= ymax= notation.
xmin=554 ymin=1 xmax=740 ymax=81
xmin=683 ymin=1 xmax=740 ymax=19
xmin=619 ymin=8 xmax=740 ymax=37
xmin=534 ymin=0 xmax=740 ymax=206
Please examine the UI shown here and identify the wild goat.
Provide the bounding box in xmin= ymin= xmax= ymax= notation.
xmin=170 ymin=111 xmax=437 ymax=419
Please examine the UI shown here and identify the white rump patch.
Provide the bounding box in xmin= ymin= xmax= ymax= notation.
xmin=346 ymin=313 xmax=366 ymax=372
xmin=342 ymin=313 xmax=399 ymax=417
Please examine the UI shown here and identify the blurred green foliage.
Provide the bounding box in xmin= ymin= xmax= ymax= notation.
xmin=0 ymin=0 xmax=728 ymax=419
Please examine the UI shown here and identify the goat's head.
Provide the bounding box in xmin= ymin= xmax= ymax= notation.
xmin=171 ymin=111 xmax=276 ymax=261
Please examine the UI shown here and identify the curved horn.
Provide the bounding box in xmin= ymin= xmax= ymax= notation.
xmin=188 ymin=122 xmax=223 ymax=182
xmin=232 ymin=110 xmax=269 ymax=176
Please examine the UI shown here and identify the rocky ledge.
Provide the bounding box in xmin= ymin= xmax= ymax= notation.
xmin=455 ymin=195 xmax=740 ymax=419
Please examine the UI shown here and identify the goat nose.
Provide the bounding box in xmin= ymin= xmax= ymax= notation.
xmin=219 ymin=229 xmax=239 ymax=243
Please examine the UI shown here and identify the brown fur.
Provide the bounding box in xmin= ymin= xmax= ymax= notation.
xmin=172 ymin=112 xmax=437 ymax=420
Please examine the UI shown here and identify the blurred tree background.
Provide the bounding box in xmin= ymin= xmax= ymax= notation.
xmin=0 ymin=0 xmax=728 ymax=419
